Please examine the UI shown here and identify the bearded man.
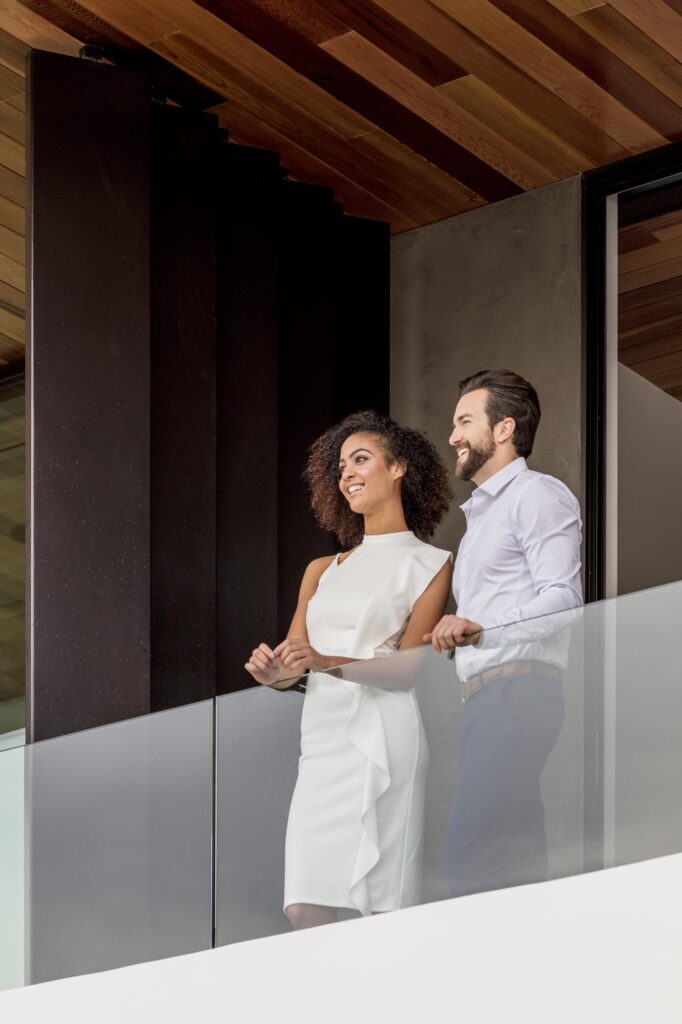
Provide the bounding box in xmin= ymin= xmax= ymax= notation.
xmin=425 ymin=369 xmax=583 ymax=896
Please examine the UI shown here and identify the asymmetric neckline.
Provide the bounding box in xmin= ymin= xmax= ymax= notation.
xmin=336 ymin=530 xmax=416 ymax=567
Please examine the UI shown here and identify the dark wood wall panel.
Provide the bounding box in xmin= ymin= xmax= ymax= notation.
xmin=277 ymin=181 xmax=340 ymax=636
xmin=150 ymin=105 xmax=219 ymax=712
xmin=216 ymin=144 xmax=282 ymax=693
xmin=27 ymin=51 xmax=151 ymax=741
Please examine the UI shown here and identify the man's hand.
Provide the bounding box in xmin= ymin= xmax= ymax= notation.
xmin=424 ymin=616 xmax=483 ymax=653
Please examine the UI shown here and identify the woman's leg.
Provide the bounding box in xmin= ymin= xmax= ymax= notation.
xmin=286 ymin=903 xmax=338 ymax=930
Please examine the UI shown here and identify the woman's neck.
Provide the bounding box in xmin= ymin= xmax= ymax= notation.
xmin=363 ymin=506 xmax=409 ymax=537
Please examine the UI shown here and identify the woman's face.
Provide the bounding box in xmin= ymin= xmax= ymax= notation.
xmin=338 ymin=432 xmax=404 ymax=515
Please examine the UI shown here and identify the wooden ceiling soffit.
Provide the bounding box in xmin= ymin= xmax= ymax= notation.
xmin=431 ymin=0 xmax=666 ymax=152
xmin=352 ymin=0 xmax=630 ymax=167
xmin=193 ymin=0 xmax=523 ymax=202
xmin=155 ymin=35 xmax=480 ymax=224
xmin=485 ymin=0 xmax=682 ymax=140
xmin=19 ymin=0 xmax=224 ymax=108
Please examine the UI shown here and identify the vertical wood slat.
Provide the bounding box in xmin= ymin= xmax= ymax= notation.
xmin=150 ymin=104 xmax=219 ymax=712
xmin=216 ymin=143 xmax=282 ymax=693
xmin=27 ymin=50 xmax=151 ymax=741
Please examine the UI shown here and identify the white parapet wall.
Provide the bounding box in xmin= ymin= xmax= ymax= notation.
xmin=1 ymin=854 xmax=681 ymax=1023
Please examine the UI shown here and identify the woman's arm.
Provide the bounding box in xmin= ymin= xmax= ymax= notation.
xmin=398 ymin=560 xmax=453 ymax=650
xmin=245 ymin=555 xmax=339 ymax=688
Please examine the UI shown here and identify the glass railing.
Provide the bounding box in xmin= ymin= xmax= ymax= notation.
xmin=2 ymin=579 xmax=682 ymax=991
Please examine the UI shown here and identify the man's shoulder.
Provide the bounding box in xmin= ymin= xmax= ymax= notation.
xmin=514 ymin=468 xmax=580 ymax=508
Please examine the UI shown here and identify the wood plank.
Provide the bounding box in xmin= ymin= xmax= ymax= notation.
xmin=225 ymin=0 xmax=347 ymax=43
xmin=618 ymin=225 xmax=658 ymax=252
xmin=0 ymin=329 xmax=22 ymax=362
xmin=431 ymin=0 xmax=666 ymax=151
xmin=0 ymin=196 xmax=23 ymax=237
xmin=439 ymin=75 xmax=591 ymax=177
xmin=0 ymin=303 xmax=23 ymax=344
xmin=322 ymin=31 xmax=553 ymax=189
xmin=574 ymin=4 xmax=682 ymax=110
xmin=619 ymin=256 xmax=682 ymax=292
xmin=0 ymin=221 xmax=22 ymax=263
xmin=549 ymin=0 xmax=606 ymax=12
xmin=0 ymin=0 xmax=80 ymax=54
xmin=619 ymin=290 xmax=682 ymax=329
xmin=619 ymin=332 xmax=682 ymax=365
xmin=0 ymin=26 xmax=29 ymax=75
xmin=0 ymin=129 xmax=23 ymax=175
xmin=213 ymin=103 xmax=419 ymax=231
xmin=0 ymin=62 xmax=23 ymax=102
xmin=0 ymin=251 xmax=23 ymax=290
xmin=0 ymin=279 xmax=24 ymax=311
xmin=368 ymin=0 xmax=629 ymax=165
xmin=0 ymin=162 xmax=23 ymax=206
xmin=192 ymin=0 xmax=522 ymax=200
xmin=22 ymin=0 xmax=225 ymax=110
xmin=0 ymin=97 xmax=24 ymax=146
xmin=488 ymin=0 xmax=682 ymax=139
xmin=636 ymin=209 xmax=682 ymax=233
xmin=647 ymin=366 xmax=682 ymax=389
xmin=306 ymin=0 xmax=467 ymax=86
xmin=651 ymin=222 xmax=682 ymax=241
xmin=155 ymin=35 xmax=482 ymax=222
xmin=619 ymin=273 xmax=682 ymax=310
xmin=632 ymin=348 xmax=682 ymax=377
xmin=619 ymin=233 xmax=682 ymax=273
xmin=619 ymin=310 xmax=682 ymax=346
xmin=21 ymin=0 xmax=178 ymax=47
xmin=608 ymin=0 xmax=682 ymax=64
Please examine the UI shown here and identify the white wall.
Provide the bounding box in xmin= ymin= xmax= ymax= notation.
xmin=1 ymin=855 xmax=680 ymax=1022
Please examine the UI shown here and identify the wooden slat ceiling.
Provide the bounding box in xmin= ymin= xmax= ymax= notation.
xmin=0 ymin=17 xmax=29 ymax=371
xmin=2 ymin=0 xmax=681 ymax=236
xmin=619 ymin=208 xmax=682 ymax=401
xmin=2 ymin=0 xmax=682 ymax=361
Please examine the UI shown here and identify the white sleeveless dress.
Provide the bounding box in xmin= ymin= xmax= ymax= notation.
xmin=283 ymin=530 xmax=452 ymax=916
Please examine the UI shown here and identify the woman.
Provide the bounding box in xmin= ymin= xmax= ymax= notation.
xmin=245 ymin=411 xmax=452 ymax=929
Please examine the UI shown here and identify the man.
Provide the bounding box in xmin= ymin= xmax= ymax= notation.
xmin=425 ymin=369 xmax=583 ymax=896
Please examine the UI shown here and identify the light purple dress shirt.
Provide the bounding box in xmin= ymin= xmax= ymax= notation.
xmin=453 ymin=457 xmax=583 ymax=679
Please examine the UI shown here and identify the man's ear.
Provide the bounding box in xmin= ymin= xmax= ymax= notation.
xmin=495 ymin=417 xmax=516 ymax=445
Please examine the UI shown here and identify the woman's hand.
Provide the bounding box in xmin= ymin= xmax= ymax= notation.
xmin=273 ymin=638 xmax=327 ymax=676
xmin=245 ymin=643 xmax=283 ymax=686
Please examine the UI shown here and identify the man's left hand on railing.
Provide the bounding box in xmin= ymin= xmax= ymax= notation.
xmin=424 ymin=615 xmax=483 ymax=653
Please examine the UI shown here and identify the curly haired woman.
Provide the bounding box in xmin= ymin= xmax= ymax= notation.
xmin=245 ymin=411 xmax=453 ymax=929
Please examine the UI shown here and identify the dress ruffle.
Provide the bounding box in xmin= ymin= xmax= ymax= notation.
xmin=342 ymin=545 xmax=451 ymax=915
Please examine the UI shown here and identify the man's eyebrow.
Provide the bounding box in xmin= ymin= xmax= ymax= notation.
xmin=454 ymin=413 xmax=472 ymax=424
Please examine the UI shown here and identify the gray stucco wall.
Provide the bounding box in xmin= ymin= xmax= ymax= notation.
xmin=390 ymin=175 xmax=583 ymax=557
xmin=391 ymin=178 xmax=585 ymax=892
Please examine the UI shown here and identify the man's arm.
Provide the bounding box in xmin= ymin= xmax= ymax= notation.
xmin=485 ymin=476 xmax=583 ymax=630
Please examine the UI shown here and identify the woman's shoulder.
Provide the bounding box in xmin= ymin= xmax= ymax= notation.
xmin=304 ymin=554 xmax=337 ymax=580
xmin=409 ymin=536 xmax=453 ymax=563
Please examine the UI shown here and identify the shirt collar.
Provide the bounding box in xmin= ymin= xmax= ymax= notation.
xmin=460 ymin=457 xmax=527 ymax=513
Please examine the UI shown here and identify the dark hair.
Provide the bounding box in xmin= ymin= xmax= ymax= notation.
xmin=458 ymin=369 xmax=541 ymax=458
xmin=305 ymin=410 xmax=452 ymax=547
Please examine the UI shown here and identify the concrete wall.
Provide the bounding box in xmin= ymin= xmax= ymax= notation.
xmin=617 ymin=364 xmax=682 ymax=595
xmin=391 ymin=175 xmax=583 ymax=557
xmin=391 ymin=177 xmax=585 ymax=882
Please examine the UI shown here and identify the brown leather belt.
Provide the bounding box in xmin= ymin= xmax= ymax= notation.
xmin=459 ymin=659 xmax=561 ymax=703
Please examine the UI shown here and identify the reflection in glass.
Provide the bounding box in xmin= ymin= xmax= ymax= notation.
xmin=0 ymin=376 xmax=24 ymax=741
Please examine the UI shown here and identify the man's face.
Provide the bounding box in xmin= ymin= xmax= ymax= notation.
xmin=449 ymin=389 xmax=496 ymax=482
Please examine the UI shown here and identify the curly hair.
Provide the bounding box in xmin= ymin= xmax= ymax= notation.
xmin=304 ymin=410 xmax=452 ymax=547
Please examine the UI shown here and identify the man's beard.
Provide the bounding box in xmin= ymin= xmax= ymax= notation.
xmin=455 ymin=435 xmax=496 ymax=482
